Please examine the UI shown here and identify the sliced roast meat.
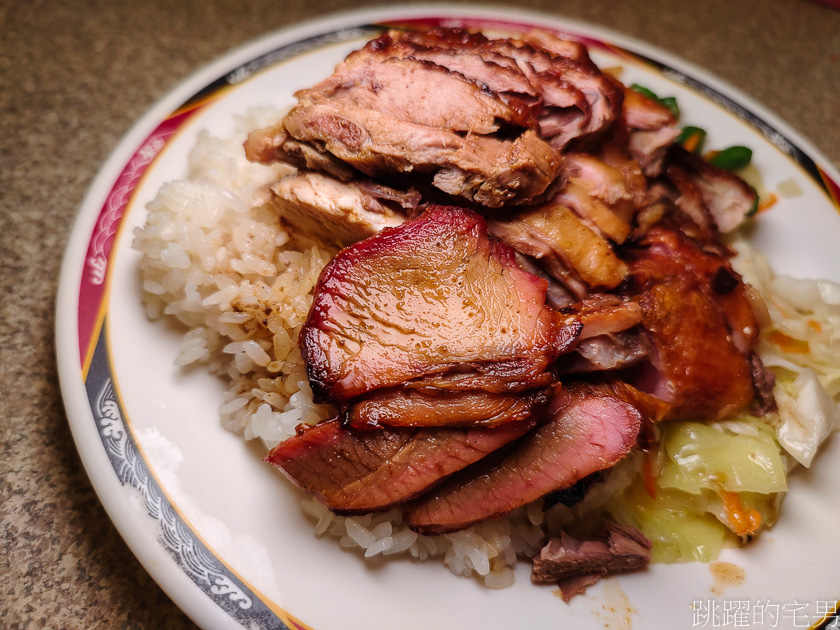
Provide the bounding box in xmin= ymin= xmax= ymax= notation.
xmin=622 ymin=87 xmax=679 ymax=177
xmin=265 ymin=171 xmax=413 ymax=247
xmin=344 ymin=387 xmax=547 ymax=429
xmin=667 ymin=144 xmax=758 ymax=233
xmin=362 ymin=28 xmax=622 ymax=148
xmin=750 ymin=352 xmax=778 ymax=416
xmin=300 ymin=205 xmax=582 ymax=402
xmin=488 ymin=202 xmax=628 ymax=293
xmin=265 ymin=418 xmax=535 ymax=514
xmin=303 ymin=54 xmax=535 ymax=133
xmin=531 ymin=521 xmax=652 ymax=600
xmin=624 ymin=228 xmax=755 ymax=420
xmin=403 ymin=381 xmax=646 ymax=534
xmin=244 ymin=122 xmax=357 ymax=182
xmin=282 ymin=99 xmax=562 ymax=207
xmin=554 ymin=180 xmax=631 ymax=244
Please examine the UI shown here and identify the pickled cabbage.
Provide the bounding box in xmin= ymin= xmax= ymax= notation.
xmin=605 ymin=417 xmax=787 ymax=562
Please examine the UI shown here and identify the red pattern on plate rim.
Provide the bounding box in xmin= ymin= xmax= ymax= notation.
xmin=77 ymin=108 xmax=199 ymax=368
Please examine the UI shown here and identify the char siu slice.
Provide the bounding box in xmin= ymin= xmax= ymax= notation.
xmin=300 ymin=205 xmax=582 ymax=402
xmin=403 ymin=381 xmax=647 ymax=534
xmin=624 ymin=227 xmax=756 ymax=420
xmin=265 ymin=417 xmax=535 ymax=514
xmin=344 ymin=387 xmax=548 ymax=429
xmin=531 ymin=521 xmax=652 ymax=600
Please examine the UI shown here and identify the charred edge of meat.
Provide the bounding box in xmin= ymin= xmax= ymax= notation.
xmin=543 ymin=471 xmax=603 ymax=509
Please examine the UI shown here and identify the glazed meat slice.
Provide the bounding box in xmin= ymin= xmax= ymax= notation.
xmin=344 ymin=387 xmax=547 ymax=429
xmin=488 ymin=202 xmax=628 ymax=293
xmin=300 ymin=205 xmax=582 ymax=402
xmin=265 ymin=171 xmax=414 ymax=247
xmin=531 ymin=521 xmax=652 ymax=600
xmin=265 ymin=417 xmax=536 ymax=514
xmin=403 ymin=381 xmax=646 ymax=534
xmin=625 ymin=228 xmax=756 ymax=419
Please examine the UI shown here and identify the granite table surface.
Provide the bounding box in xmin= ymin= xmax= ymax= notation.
xmin=2 ymin=0 xmax=839 ymax=628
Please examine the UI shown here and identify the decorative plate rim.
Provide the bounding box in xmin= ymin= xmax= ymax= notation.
xmin=55 ymin=5 xmax=840 ymax=630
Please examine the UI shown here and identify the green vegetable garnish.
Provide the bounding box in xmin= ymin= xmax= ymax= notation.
xmin=747 ymin=186 xmax=760 ymax=216
xmin=630 ymin=84 xmax=680 ymax=119
xmin=675 ymin=126 xmax=707 ymax=153
xmin=657 ymin=96 xmax=680 ymax=119
xmin=629 ymin=83 xmax=659 ymax=101
xmin=708 ymin=145 xmax=753 ymax=170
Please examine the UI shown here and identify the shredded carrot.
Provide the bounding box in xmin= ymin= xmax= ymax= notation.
xmin=808 ymin=319 xmax=823 ymax=334
xmin=703 ymin=150 xmax=720 ymax=161
xmin=642 ymin=451 xmax=657 ymax=499
xmin=719 ymin=490 xmax=762 ymax=537
xmin=682 ymin=133 xmax=702 ymax=153
xmin=757 ymin=192 xmax=778 ymax=213
xmin=767 ymin=330 xmax=810 ymax=354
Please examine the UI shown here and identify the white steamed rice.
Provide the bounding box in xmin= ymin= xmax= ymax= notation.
xmin=132 ymin=109 xmax=545 ymax=587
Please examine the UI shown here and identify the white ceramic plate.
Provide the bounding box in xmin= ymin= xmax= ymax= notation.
xmin=56 ymin=6 xmax=840 ymax=630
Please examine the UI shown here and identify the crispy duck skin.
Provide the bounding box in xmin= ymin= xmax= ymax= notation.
xmin=625 ymin=228 xmax=756 ymax=420
xmin=344 ymin=387 xmax=547 ymax=429
xmin=265 ymin=417 xmax=536 ymax=514
xmin=300 ymin=205 xmax=582 ymax=403
xmin=403 ymin=381 xmax=647 ymax=534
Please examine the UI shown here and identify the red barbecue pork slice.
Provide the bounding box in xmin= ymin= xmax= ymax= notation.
xmin=300 ymin=205 xmax=582 ymax=403
xmin=265 ymin=417 xmax=536 ymax=514
xmin=625 ymin=228 xmax=756 ymax=420
xmin=403 ymin=381 xmax=647 ymax=534
xmin=344 ymin=387 xmax=548 ymax=429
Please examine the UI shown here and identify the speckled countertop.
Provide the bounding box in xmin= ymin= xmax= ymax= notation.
xmin=2 ymin=0 xmax=839 ymax=628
